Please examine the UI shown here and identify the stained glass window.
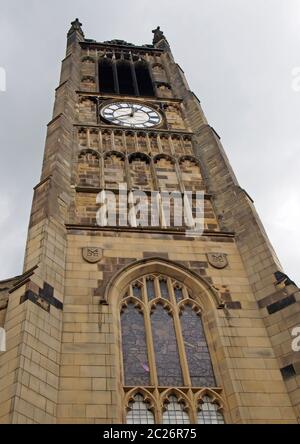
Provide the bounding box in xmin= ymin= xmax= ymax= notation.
xmin=197 ymin=396 xmax=224 ymax=424
xmin=174 ymin=286 xmax=183 ymax=303
xmin=181 ymin=305 xmax=216 ymax=387
xmin=121 ymin=273 xmax=225 ymax=424
xmin=162 ymin=395 xmax=190 ymax=424
xmin=160 ymin=280 xmax=169 ymax=299
xmin=127 ymin=394 xmax=155 ymax=424
xmin=151 ymin=305 xmax=183 ymax=386
xmin=146 ymin=278 xmax=156 ymax=301
xmin=132 ymin=284 xmax=142 ymax=300
xmin=121 ymin=303 xmax=150 ymax=386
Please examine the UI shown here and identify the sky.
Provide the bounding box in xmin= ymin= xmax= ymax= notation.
xmin=0 ymin=0 xmax=299 ymax=284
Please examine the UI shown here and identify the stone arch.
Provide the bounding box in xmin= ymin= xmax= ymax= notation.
xmin=81 ymin=56 xmax=95 ymax=63
xmin=77 ymin=149 xmax=100 ymax=187
xmin=104 ymin=150 xmax=126 ymax=160
xmin=153 ymin=154 xmax=178 ymax=191
xmin=78 ymin=148 xmax=100 ymax=159
xmin=81 ymin=75 xmax=96 ymax=92
xmin=78 ymin=96 xmax=97 ymax=124
xmin=128 ymin=152 xmax=151 ymax=164
xmin=107 ymin=257 xmax=226 ymax=423
xmin=178 ymin=155 xmax=201 ymax=166
xmin=195 ymin=388 xmax=225 ymax=410
xmin=195 ymin=389 xmax=225 ymax=424
xmin=151 ymin=63 xmax=168 ymax=83
xmin=179 ymin=155 xmax=203 ymax=192
xmin=128 ymin=153 xmax=153 ymax=190
xmin=104 ymin=150 xmax=126 ymax=190
xmin=153 ymin=153 xmax=176 ymax=164
xmin=101 ymin=129 xmax=113 ymax=152
xmin=105 ymin=257 xmax=222 ymax=309
xmin=156 ymin=82 xmax=172 ymax=98
xmin=124 ymin=388 xmax=156 ymax=423
xmin=125 ymin=387 xmax=156 ymax=411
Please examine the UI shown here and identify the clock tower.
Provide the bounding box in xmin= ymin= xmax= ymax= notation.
xmin=0 ymin=20 xmax=300 ymax=424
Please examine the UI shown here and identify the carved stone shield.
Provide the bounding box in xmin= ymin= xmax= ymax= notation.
xmin=207 ymin=253 xmax=228 ymax=270
xmin=82 ymin=247 xmax=103 ymax=264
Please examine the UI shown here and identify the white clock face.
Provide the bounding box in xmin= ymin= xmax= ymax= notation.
xmin=100 ymin=102 xmax=162 ymax=128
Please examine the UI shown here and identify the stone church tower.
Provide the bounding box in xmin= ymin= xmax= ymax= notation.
xmin=0 ymin=19 xmax=300 ymax=424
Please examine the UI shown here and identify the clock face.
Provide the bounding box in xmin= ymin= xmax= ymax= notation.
xmin=100 ymin=102 xmax=162 ymax=128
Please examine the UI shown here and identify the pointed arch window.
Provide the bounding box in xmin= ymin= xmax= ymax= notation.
xmin=127 ymin=393 xmax=155 ymax=424
xmin=120 ymin=272 xmax=225 ymax=424
xmin=121 ymin=302 xmax=150 ymax=386
xmin=197 ymin=395 xmax=225 ymax=424
xmin=180 ymin=304 xmax=216 ymax=387
xmin=162 ymin=395 xmax=190 ymax=424
xmin=151 ymin=304 xmax=183 ymax=386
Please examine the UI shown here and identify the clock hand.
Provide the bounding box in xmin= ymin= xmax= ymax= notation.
xmin=115 ymin=110 xmax=135 ymax=119
xmin=130 ymin=106 xmax=136 ymax=117
xmin=117 ymin=113 xmax=133 ymax=119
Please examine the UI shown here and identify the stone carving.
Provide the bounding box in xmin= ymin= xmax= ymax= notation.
xmin=152 ymin=26 xmax=166 ymax=45
xmin=207 ymin=253 xmax=228 ymax=270
xmin=68 ymin=18 xmax=84 ymax=37
xmin=82 ymin=247 xmax=103 ymax=263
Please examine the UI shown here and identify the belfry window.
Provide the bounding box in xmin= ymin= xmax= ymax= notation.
xmin=117 ymin=60 xmax=135 ymax=95
xmin=99 ymin=58 xmax=115 ymax=94
xmin=135 ymin=61 xmax=155 ymax=97
xmin=120 ymin=273 xmax=225 ymax=424
xmin=98 ymin=55 xmax=155 ymax=97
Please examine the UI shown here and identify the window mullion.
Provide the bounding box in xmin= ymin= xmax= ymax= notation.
xmin=142 ymin=277 xmax=158 ymax=387
xmin=188 ymin=389 xmax=197 ymax=423
xmin=112 ymin=59 xmax=119 ymax=94
xmin=169 ymin=282 xmax=192 ymax=387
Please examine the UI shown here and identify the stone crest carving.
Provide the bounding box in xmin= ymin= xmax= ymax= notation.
xmin=207 ymin=253 xmax=228 ymax=270
xmin=82 ymin=247 xmax=103 ymax=264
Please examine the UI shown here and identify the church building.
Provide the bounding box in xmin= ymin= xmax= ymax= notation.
xmin=0 ymin=19 xmax=299 ymax=424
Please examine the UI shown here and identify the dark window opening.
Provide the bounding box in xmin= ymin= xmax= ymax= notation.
xmin=117 ymin=60 xmax=135 ymax=95
xmin=98 ymin=57 xmax=155 ymax=97
xmin=135 ymin=62 xmax=155 ymax=97
xmin=99 ymin=59 xmax=115 ymax=94
xmin=280 ymin=364 xmax=296 ymax=380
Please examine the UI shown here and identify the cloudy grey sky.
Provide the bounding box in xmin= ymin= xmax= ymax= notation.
xmin=0 ymin=0 xmax=299 ymax=283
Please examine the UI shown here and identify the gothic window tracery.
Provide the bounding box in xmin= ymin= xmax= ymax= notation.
xmin=104 ymin=151 xmax=126 ymax=190
xmin=77 ymin=149 xmax=100 ymax=187
xmin=120 ymin=273 xmax=225 ymax=424
xmin=126 ymin=393 xmax=155 ymax=424
xmin=162 ymin=394 xmax=190 ymax=424
xmin=197 ymin=395 xmax=225 ymax=424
